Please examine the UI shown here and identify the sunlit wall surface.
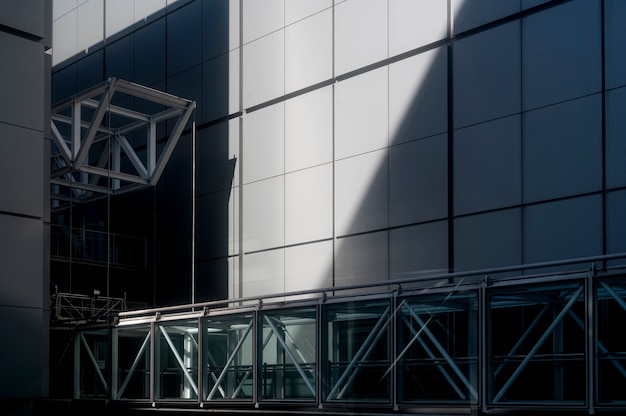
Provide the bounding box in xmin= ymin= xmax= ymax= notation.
xmin=0 ymin=0 xmax=51 ymax=410
xmin=51 ymin=0 xmax=626 ymax=329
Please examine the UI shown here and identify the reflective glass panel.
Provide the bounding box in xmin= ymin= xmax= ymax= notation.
xmin=323 ymin=299 xmax=391 ymax=402
xmin=114 ymin=325 xmax=151 ymax=400
xmin=259 ymin=307 xmax=317 ymax=400
xmin=596 ymin=277 xmax=626 ymax=404
xmin=398 ymin=291 xmax=478 ymax=403
xmin=202 ymin=312 xmax=255 ymax=401
xmin=156 ymin=319 xmax=199 ymax=400
xmin=78 ymin=329 xmax=109 ymax=399
xmin=489 ymin=281 xmax=586 ymax=404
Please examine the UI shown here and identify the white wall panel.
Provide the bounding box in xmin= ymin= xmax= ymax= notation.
xmin=0 ymin=32 xmax=44 ymax=130
xmin=242 ymin=177 xmax=284 ymax=252
xmin=53 ymin=0 xmax=78 ymax=20
xmin=242 ymin=0 xmax=284 ymax=43
xmin=0 ymin=216 xmax=44 ymax=309
xmin=229 ymin=50 xmax=241 ymax=115
xmin=77 ymin=0 xmax=104 ymax=53
xmin=605 ymin=0 xmax=626 ymax=90
xmin=242 ymin=103 xmax=284 ymax=183
xmin=135 ymin=0 xmax=167 ymax=22
xmin=0 ymin=124 xmax=44 ymax=217
xmin=389 ymin=221 xmax=448 ymax=280
xmin=389 ymin=0 xmax=448 ymax=57
xmin=454 ymin=208 xmax=522 ymax=272
xmin=389 ymin=134 xmax=448 ymax=227
xmin=453 ymin=0 xmax=519 ymax=34
xmin=285 ymin=9 xmax=332 ymax=93
xmin=285 ymin=86 xmax=333 ymax=172
xmin=335 ymin=231 xmax=388 ymax=289
xmin=454 ymin=115 xmax=521 ymax=215
xmin=285 ymin=240 xmax=333 ymax=297
xmin=243 ymin=30 xmax=285 ymax=108
xmin=389 ymin=47 xmax=447 ymax=145
xmin=285 ymin=164 xmax=333 ymax=245
xmin=242 ymin=249 xmax=285 ymax=298
xmin=335 ymin=67 xmax=388 ymax=159
xmin=285 ymin=0 xmax=331 ymax=25
xmin=606 ymin=87 xmax=626 ymax=189
xmin=335 ymin=150 xmax=388 ymax=236
xmin=52 ymin=8 xmax=78 ymax=65
xmin=334 ymin=0 xmax=387 ymax=75
xmin=522 ymin=0 xmax=601 ymax=110
xmin=524 ymin=195 xmax=603 ymax=266
xmin=454 ymin=21 xmax=520 ymax=128
xmin=523 ymin=95 xmax=602 ymax=203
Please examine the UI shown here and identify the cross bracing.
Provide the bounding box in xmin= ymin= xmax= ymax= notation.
xmin=50 ymin=77 xmax=195 ymax=207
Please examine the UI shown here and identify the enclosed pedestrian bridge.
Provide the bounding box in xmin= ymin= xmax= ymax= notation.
xmin=62 ymin=253 xmax=626 ymax=416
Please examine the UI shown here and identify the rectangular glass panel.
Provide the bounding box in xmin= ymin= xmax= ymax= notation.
xmin=489 ymin=281 xmax=586 ymax=404
xmin=114 ymin=325 xmax=151 ymax=400
xmin=323 ymin=300 xmax=391 ymax=402
xmin=202 ymin=313 xmax=254 ymax=401
xmin=398 ymin=291 xmax=478 ymax=403
xmin=156 ymin=319 xmax=199 ymax=400
xmin=259 ymin=307 xmax=317 ymax=400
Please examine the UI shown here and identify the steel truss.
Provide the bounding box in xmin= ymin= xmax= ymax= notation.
xmin=72 ymin=255 xmax=626 ymax=414
xmin=50 ymin=77 xmax=195 ymax=206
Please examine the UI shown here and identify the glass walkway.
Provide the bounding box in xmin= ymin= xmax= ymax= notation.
xmin=68 ymin=253 xmax=626 ymax=414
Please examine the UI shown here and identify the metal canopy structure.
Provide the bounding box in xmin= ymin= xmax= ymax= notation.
xmin=50 ymin=77 xmax=196 ymax=206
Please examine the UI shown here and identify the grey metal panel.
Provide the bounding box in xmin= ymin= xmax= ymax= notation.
xmin=334 ymin=0 xmax=388 ymax=76
xmin=606 ymin=87 xmax=626 ymax=189
xmin=166 ymin=1 xmax=202 ymax=76
xmin=285 ymin=9 xmax=333 ymax=94
xmin=454 ymin=21 xmax=521 ymax=128
xmin=0 ymin=0 xmax=45 ymax=38
xmin=242 ymin=248 xmax=285 ymax=298
xmin=607 ymin=189 xmax=626 ymax=267
xmin=196 ymin=190 xmax=232 ymax=262
xmin=522 ymin=0 xmax=601 ymax=110
xmin=285 ymin=240 xmax=333 ymax=296
xmin=134 ymin=18 xmax=167 ymax=87
xmin=242 ymin=0 xmax=284 ymax=44
xmin=168 ymin=65 xmax=202 ymax=121
xmin=389 ymin=0 xmax=448 ymax=57
xmin=242 ymin=30 xmax=285 ymax=108
xmin=335 ymin=231 xmax=389 ymax=290
xmin=522 ymin=0 xmax=551 ymax=8
xmin=453 ymin=0 xmax=520 ymax=35
xmin=285 ymin=86 xmax=333 ymax=173
xmin=0 ymin=216 xmax=45 ymax=309
xmin=454 ymin=208 xmax=522 ymax=272
xmin=202 ymin=51 xmax=231 ymax=122
xmin=0 ymin=32 xmax=44 ymax=131
xmin=285 ymin=164 xmax=333 ymax=246
xmin=0 ymin=306 xmax=47 ymax=397
xmin=242 ymin=103 xmax=285 ymax=184
xmin=198 ymin=122 xmax=237 ymax=195
xmin=242 ymin=177 xmax=285 ymax=253
xmin=605 ymin=0 xmax=626 ymax=89
xmin=523 ymin=195 xmax=603 ymax=267
xmin=389 ymin=47 xmax=447 ymax=145
xmin=389 ymin=134 xmax=448 ymax=227
xmin=523 ymin=94 xmax=602 ymax=204
xmin=389 ymin=221 xmax=448 ymax=280
xmin=454 ymin=115 xmax=521 ymax=215
xmin=76 ymin=49 xmax=104 ymax=92
xmin=201 ymin=0 xmax=231 ymax=61
xmin=0 ymin=123 xmax=45 ymax=218
xmin=106 ymin=35 xmax=134 ymax=80
xmin=335 ymin=149 xmax=389 ymax=236
xmin=335 ymin=66 xmax=388 ymax=159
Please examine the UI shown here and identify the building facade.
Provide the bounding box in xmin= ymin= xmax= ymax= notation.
xmin=41 ymin=0 xmax=626 ymax=414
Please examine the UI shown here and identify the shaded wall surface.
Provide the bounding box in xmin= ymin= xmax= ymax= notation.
xmin=50 ymin=0 xmax=626 ymax=306
xmin=0 ymin=0 xmax=51 ymax=413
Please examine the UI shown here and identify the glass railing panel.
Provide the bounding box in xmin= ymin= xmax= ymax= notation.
xmin=323 ymin=299 xmax=392 ymax=403
xmin=202 ymin=312 xmax=255 ymax=401
xmin=596 ymin=277 xmax=626 ymax=405
xmin=77 ymin=329 xmax=109 ymax=399
xmin=397 ymin=290 xmax=478 ymax=404
xmin=155 ymin=319 xmax=199 ymax=400
xmin=113 ymin=325 xmax=151 ymax=400
xmin=259 ymin=306 xmax=317 ymax=401
xmin=488 ymin=280 xmax=586 ymax=405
